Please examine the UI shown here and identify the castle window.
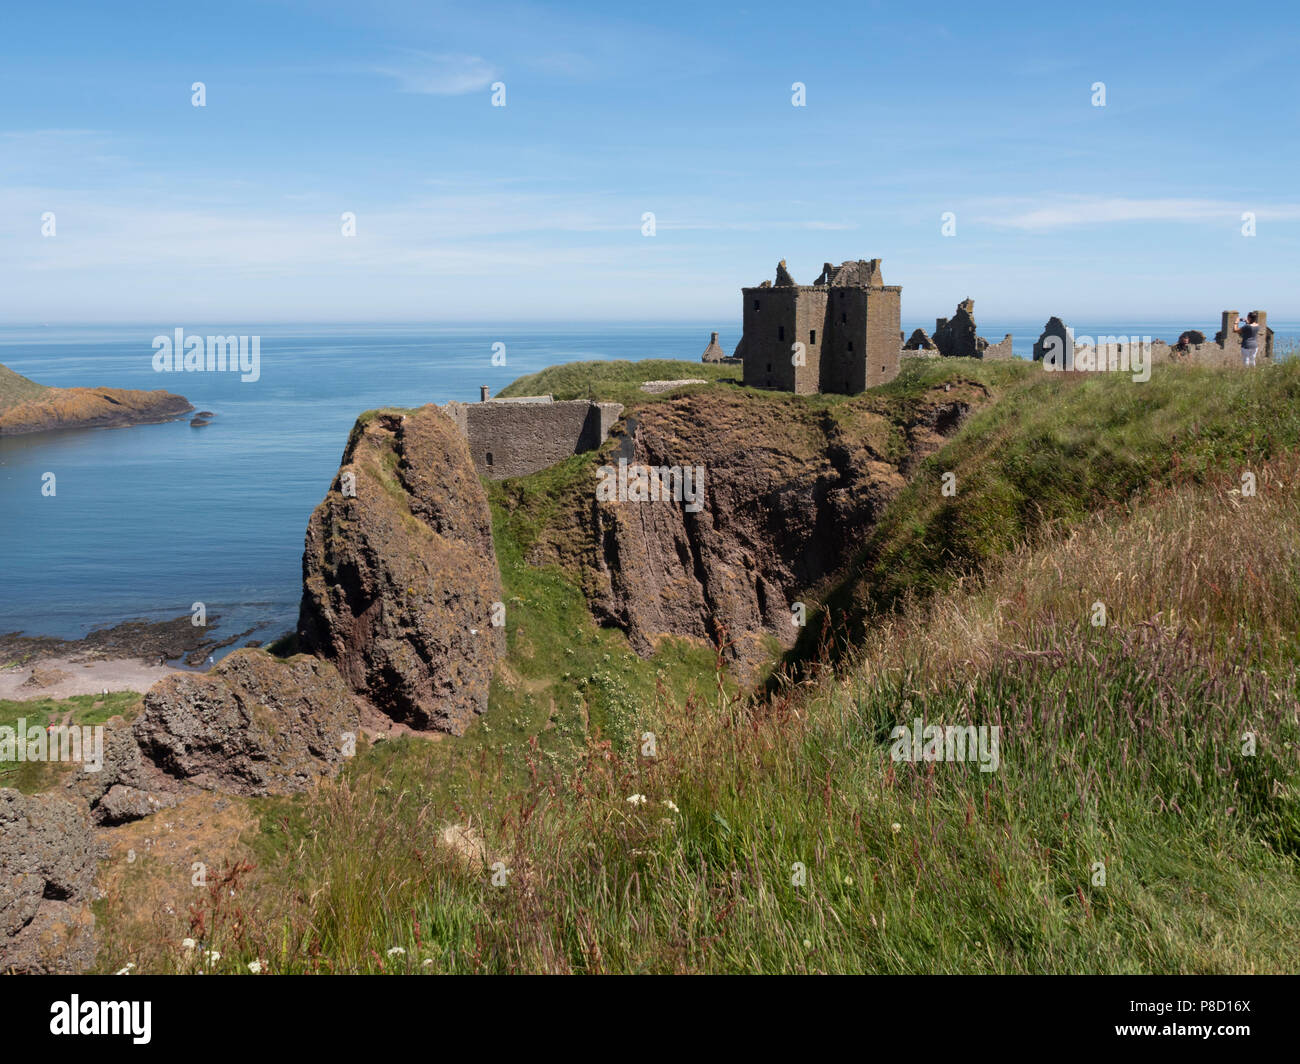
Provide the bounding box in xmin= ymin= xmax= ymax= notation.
xmin=778 ymin=326 xmax=784 ymax=341
xmin=486 ymin=452 xmax=494 ymax=467
xmin=753 ymin=299 xmax=760 ymax=311
xmin=847 ymin=341 xmax=854 ymax=351
xmin=809 ymin=330 xmax=816 ymax=344
xmin=766 ymin=363 xmax=772 ymax=372
xmin=841 ymin=313 xmax=846 ymax=324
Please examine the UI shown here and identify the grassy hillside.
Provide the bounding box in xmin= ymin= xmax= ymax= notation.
xmin=800 ymin=356 xmax=1300 ymax=664
xmin=88 ymin=356 xmax=1300 ymax=974
xmin=0 ymin=362 xmax=49 ymax=413
xmin=496 ymin=357 xmax=741 ymax=407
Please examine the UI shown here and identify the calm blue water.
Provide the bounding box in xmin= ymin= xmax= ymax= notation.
xmin=2 ymin=320 xmax=1295 ymax=647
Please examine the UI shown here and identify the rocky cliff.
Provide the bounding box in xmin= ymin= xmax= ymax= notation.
xmin=516 ymin=384 xmax=987 ymax=671
xmin=298 ymin=407 xmax=505 ymax=734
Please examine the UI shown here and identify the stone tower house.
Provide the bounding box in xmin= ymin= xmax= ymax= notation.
xmin=736 ymin=258 xmax=901 ymax=394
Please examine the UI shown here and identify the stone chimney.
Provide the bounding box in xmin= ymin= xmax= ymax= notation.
xmin=701 ymin=331 xmax=727 ymax=363
xmin=480 ymin=386 xmax=490 ymax=402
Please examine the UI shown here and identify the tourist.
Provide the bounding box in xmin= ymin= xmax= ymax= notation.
xmin=1234 ymin=311 xmax=1261 ymax=367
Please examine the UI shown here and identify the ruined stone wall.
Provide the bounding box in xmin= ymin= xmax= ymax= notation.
xmin=984 ymin=333 xmax=1015 ymax=360
xmin=1035 ymin=311 xmax=1273 ymax=371
xmin=444 ymin=399 xmax=624 ymax=480
xmin=863 ymin=286 xmax=902 ymax=387
xmin=795 ymin=287 xmax=829 ymax=394
xmin=742 ymin=286 xmax=801 ymax=392
xmin=821 ymin=286 xmax=866 ymax=393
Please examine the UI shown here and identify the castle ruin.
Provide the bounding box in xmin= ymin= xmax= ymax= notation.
xmin=734 ymin=259 xmax=902 ymax=394
xmin=443 ymin=392 xmax=623 ymax=480
xmin=1032 ymin=310 xmax=1274 ymax=370
xmin=700 ymin=332 xmax=739 ymax=364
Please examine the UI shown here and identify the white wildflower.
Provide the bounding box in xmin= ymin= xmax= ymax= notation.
xmin=247 ymin=960 xmax=264 ymax=974
xmin=661 ymin=799 xmax=680 ymax=813
xmin=386 ymin=946 xmax=406 ymax=958
xmin=626 ymin=794 xmax=647 ymax=806
xmin=114 ymin=962 xmax=136 ymax=975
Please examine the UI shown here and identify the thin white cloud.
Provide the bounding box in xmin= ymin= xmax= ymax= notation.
xmin=975 ymin=196 xmax=1300 ymax=231
xmin=373 ymin=51 xmax=498 ymax=95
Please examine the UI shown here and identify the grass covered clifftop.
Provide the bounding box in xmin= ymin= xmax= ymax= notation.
xmin=0 ymin=362 xmax=50 ymax=412
xmin=91 ymin=354 xmax=1300 ymax=974
xmin=0 ymin=362 xmax=192 ymax=436
xmin=496 ymin=357 xmax=741 ymax=406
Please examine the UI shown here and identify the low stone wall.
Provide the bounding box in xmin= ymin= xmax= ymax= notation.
xmin=443 ymin=397 xmax=624 ymax=480
xmin=984 ymin=334 xmax=1015 ymax=360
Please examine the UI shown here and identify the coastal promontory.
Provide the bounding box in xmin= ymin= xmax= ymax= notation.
xmin=0 ymin=362 xmax=192 ymax=436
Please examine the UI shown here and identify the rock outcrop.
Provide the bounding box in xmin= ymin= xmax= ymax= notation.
xmin=298 ymin=407 xmax=505 ymax=734
xmin=0 ymin=375 xmax=193 ymax=436
xmin=135 ymin=649 xmax=360 ymax=796
xmin=0 ymin=789 xmax=97 ymax=973
xmin=534 ymin=384 xmax=988 ymax=672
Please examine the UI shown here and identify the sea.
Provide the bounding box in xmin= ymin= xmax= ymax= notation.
xmin=1 ymin=321 xmax=1294 ymax=652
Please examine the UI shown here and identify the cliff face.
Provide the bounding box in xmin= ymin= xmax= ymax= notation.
xmin=296 ymin=382 xmax=985 ymax=720
xmin=525 ymin=384 xmax=988 ymax=671
xmin=0 ymin=385 xmax=193 ymax=435
xmin=298 ymin=407 xmax=505 ymax=734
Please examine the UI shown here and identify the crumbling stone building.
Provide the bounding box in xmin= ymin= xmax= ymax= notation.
xmin=931 ymin=299 xmax=1014 ymax=360
xmin=1032 ymin=310 xmax=1274 ymax=370
xmin=734 ymin=258 xmax=902 ymax=394
xmin=700 ymin=332 xmax=740 ymax=364
xmin=443 ymin=392 xmax=623 ymax=480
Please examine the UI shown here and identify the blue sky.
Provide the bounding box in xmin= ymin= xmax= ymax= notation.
xmin=3 ymin=0 xmax=1298 ymax=324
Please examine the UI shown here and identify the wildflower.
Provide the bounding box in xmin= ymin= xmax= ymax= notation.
xmin=203 ymin=950 xmax=221 ymax=965
xmin=247 ymin=960 xmax=264 ymax=974
xmin=626 ymin=794 xmax=647 ymax=806
xmin=422 ymin=958 xmax=434 ymax=967
xmin=114 ymin=963 xmax=136 ymax=975
xmin=662 ymin=799 xmax=680 ymax=813
xmin=891 ymin=822 xmax=901 ymax=834
xmin=844 ymin=875 xmax=854 ymax=886
xmin=802 ymin=939 xmax=812 ymax=949
xmin=181 ymin=938 xmax=196 ymax=951
xmin=386 ymin=946 xmax=406 ymax=958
